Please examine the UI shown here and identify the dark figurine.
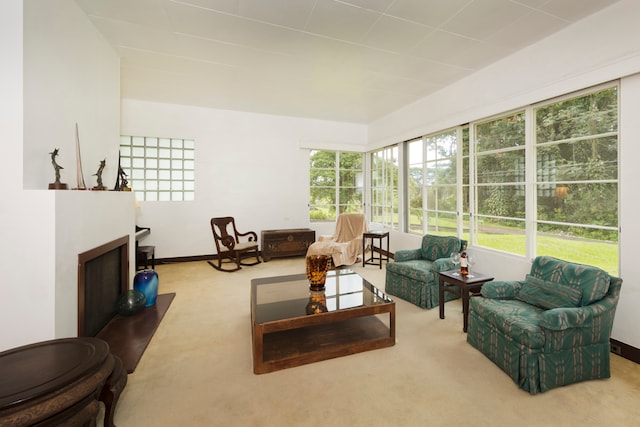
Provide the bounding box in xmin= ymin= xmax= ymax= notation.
xmin=50 ymin=148 xmax=64 ymax=183
xmin=116 ymin=165 xmax=130 ymax=191
xmin=48 ymin=148 xmax=68 ymax=189
xmin=94 ymin=158 xmax=106 ymax=189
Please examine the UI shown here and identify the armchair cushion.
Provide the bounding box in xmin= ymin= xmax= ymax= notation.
xmin=387 ymin=259 xmax=434 ymax=283
xmin=529 ymin=256 xmax=610 ymax=306
xmin=394 ymin=248 xmax=422 ymax=262
xmin=470 ymin=298 xmax=545 ymax=348
xmin=516 ymin=275 xmax=582 ymax=310
xmin=481 ymin=280 xmax=523 ymax=299
xmin=420 ymin=235 xmax=460 ymax=261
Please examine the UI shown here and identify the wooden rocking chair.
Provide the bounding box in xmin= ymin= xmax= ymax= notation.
xmin=208 ymin=217 xmax=261 ymax=272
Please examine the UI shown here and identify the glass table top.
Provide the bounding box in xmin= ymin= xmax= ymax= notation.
xmin=252 ymin=269 xmax=393 ymax=324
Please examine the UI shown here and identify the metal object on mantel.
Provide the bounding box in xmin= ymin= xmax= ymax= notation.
xmin=48 ymin=147 xmax=68 ymax=189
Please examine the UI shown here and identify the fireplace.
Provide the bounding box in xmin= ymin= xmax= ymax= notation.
xmin=78 ymin=235 xmax=129 ymax=337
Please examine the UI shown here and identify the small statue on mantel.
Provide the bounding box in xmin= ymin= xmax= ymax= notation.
xmin=93 ymin=158 xmax=108 ymax=190
xmin=48 ymin=148 xmax=68 ymax=190
xmin=116 ymin=165 xmax=130 ymax=191
xmin=113 ymin=151 xmax=131 ymax=191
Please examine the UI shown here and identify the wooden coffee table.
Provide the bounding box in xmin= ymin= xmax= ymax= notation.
xmin=438 ymin=270 xmax=494 ymax=332
xmin=251 ymin=269 xmax=395 ymax=374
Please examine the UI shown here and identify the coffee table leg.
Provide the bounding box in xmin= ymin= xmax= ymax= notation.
xmin=439 ymin=276 xmax=445 ymax=320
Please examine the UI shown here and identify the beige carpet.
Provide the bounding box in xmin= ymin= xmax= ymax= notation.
xmin=107 ymin=258 xmax=640 ymax=426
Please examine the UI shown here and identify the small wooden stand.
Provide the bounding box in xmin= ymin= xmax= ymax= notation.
xmin=438 ymin=270 xmax=494 ymax=332
xmin=48 ymin=181 xmax=68 ymax=190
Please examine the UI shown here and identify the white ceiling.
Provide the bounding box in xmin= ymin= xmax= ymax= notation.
xmin=75 ymin=0 xmax=620 ymax=123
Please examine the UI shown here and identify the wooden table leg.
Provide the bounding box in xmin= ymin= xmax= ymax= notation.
xmin=439 ymin=276 xmax=445 ymax=320
xmin=100 ymin=355 xmax=127 ymax=427
xmin=462 ymin=287 xmax=470 ymax=332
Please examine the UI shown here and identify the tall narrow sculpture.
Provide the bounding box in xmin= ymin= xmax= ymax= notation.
xmin=113 ymin=151 xmax=130 ymax=191
xmin=74 ymin=122 xmax=87 ymax=190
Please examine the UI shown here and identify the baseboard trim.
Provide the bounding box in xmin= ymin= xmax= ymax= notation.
xmin=157 ymin=251 xmax=275 ymax=265
xmin=610 ymin=338 xmax=640 ymax=364
xmin=156 ymin=254 xmax=216 ymax=265
xmin=158 ymin=249 xmax=395 ymax=266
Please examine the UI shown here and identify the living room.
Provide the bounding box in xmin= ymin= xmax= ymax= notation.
xmin=2 ymin=0 xmax=640 ymax=423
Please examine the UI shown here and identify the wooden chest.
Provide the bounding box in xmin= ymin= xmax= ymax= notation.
xmin=261 ymin=229 xmax=316 ymax=261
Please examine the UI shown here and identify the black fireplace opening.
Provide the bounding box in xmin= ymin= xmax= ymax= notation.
xmin=78 ymin=236 xmax=129 ymax=337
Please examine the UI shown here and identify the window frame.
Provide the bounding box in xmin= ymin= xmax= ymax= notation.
xmin=309 ymin=150 xmax=364 ymax=223
xmin=370 ymin=145 xmax=399 ymax=230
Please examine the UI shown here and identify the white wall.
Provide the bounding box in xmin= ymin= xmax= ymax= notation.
xmin=23 ymin=0 xmax=121 ymax=190
xmin=121 ymin=100 xmax=368 ymax=259
xmin=0 ymin=0 xmax=56 ymax=350
xmin=368 ymin=0 xmax=640 ymax=347
xmin=23 ymin=0 xmax=132 ymax=341
xmin=0 ymin=0 xmax=133 ymax=351
xmin=616 ymin=74 xmax=640 ymax=347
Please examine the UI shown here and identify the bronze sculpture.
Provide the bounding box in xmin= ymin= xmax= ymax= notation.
xmin=48 ymin=148 xmax=68 ymax=189
xmin=93 ymin=159 xmax=107 ymax=190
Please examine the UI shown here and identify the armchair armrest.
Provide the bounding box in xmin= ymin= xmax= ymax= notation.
xmin=237 ymin=230 xmax=258 ymax=242
xmin=431 ymin=258 xmax=457 ymax=272
xmin=539 ymin=307 xmax=592 ymax=330
xmin=540 ymin=294 xmax=618 ymax=331
xmin=481 ymin=280 xmax=524 ymax=300
xmin=394 ymin=249 xmax=422 ymax=262
xmin=539 ymin=298 xmax=619 ymax=351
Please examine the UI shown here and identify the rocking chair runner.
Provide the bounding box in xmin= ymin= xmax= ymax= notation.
xmin=208 ymin=217 xmax=261 ymax=272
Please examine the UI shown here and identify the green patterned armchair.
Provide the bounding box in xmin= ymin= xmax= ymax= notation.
xmin=467 ymin=256 xmax=622 ymax=394
xmin=385 ymin=235 xmax=465 ymax=309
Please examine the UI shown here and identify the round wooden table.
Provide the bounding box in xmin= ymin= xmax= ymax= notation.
xmin=0 ymin=337 xmax=126 ymax=426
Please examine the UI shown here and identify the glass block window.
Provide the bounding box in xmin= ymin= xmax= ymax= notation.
xmin=120 ymin=136 xmax=195 ymax=201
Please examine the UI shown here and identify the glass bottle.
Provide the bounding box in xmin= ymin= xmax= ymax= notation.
xmin=460 ymin=245 xmax=469 ymax=276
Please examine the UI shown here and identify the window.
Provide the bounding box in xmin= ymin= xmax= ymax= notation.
xmin=407 ymin=128 xmax=468 ymax=236
xmin=407 ymin=138 xmax=424 ymax=234
xmin=370 ymin=146 xmax=399 ymax=229
xmin=309 ymin=150 xmax=363 ymax=222
xmin=390 ymin=84 xmax=619 ymax=274
xmin=120 ymin=136 xmax=195 ymax=201
xmin=473 ymin=111 xmax=527 ymax=255
xmin=534 ymin=86 xmax=618 ymax=274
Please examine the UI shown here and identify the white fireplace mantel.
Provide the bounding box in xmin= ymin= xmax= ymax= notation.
xmin=54 ymin=190 xmax=136 ymax=338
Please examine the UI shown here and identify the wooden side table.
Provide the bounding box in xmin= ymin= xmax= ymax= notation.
xmin=362 ymin=231 xmax=390 ymax=269
xmin=438 ymin=270 xmax=494 ymax=332
xmin=0 ymin=337 xmax=126 ymax=427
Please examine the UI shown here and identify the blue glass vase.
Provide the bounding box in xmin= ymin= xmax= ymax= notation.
xmin=133 ymin=269 xmax=159 ymax=307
